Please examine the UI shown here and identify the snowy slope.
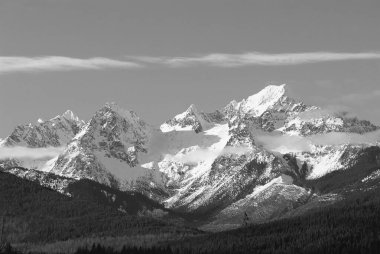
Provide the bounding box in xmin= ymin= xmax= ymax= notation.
xmin=202 ymin=174 xmax=311 ymax=231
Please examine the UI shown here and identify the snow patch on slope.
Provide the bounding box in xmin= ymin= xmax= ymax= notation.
xmin=249 ymin=174 xmax=293 ymax=198
xmin=362 ymin=169 xmax=380 ymax=183
xmin=306 ymin=149 xmax=344 ymax=179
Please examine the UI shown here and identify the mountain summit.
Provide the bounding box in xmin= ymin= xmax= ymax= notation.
xmin=0 ymin=110 xmax=84 ymax=148
xmin=237 ymin=84 xmax=287 ymax=116
xmin=160 ymin=104 xmax=216 ymax=133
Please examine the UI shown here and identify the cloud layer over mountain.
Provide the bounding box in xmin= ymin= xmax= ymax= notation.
xmin=0 ymin=146 xmax=64 ymax=160
xmin=256 ymin=130 xmax=380 ymax=153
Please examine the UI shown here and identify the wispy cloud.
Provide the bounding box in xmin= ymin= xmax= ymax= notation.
xmin=0 ymin=56 xmax=142 ymax=74
xmin=1 ymin=51 xmax=380 ymax=74
xmin=128 ymin=52 xmax=380 ymax=67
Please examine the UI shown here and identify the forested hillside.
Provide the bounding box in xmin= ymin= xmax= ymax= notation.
xmin=2 ymin=166 xmax=380 ymax=254
xmin=0 ymin=172 xmax=199 ymax=244
xmin=66 ymin=179 xmax=187 ymax=224
xmin=165 ymin=185 xmax=380 ymax=254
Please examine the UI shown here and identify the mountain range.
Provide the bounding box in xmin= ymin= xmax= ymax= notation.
xmin=1 ymin=84 xmax=380 ymax=232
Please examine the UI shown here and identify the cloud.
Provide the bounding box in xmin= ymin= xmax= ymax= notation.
xmin=296 ymin=106 xmax=359 ymax=121
xmin=128 ymin=52 xmax=380 ymax=67
xmin=256 ymin=134 xmax=311 ymax=153
xmin=256 ymin=130 xmax=380 ymax=154
xmin=0 ymin=56 xmax=142 ymax=74
xmin=167 ymin=145 xmax=251 ymax=164
xmin=2 ymin=51 xmax=380 ymax=74
xmin=0 ymin=146 xmax=64 ymax=160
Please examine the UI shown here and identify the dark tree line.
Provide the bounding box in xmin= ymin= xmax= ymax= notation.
xmin=75 ymin=244 xmax=175 ymax=254
xmin=164 ymin=185 xmax=380 ymax=254
xmin=0 ymin=172 xmax=197 ymax=244
xmin=70 ymin=185 xmax=380 ymax=254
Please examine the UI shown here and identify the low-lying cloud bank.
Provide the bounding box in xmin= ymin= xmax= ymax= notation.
xmin=0 ymin=146 xmax=64 ymax=160
xmin=167 ymin=145 xmax=251 ymax=164
xmin=256 ymin=130 xmax=380 ymax=153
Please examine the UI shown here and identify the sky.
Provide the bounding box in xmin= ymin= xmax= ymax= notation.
xmin=1 ymin=0 xmax=380 ymax=137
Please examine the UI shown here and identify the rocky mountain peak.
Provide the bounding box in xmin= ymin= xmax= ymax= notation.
xmin=50 ymin=110 xmax=83 ymax=125
xmin=173 ymin=104 xmax=201 ymax=121
xmin=184 ymin=104 xmax=199 ymax=114
xmin=238 ymin=84 xmax=287 ymax=116
xmin=96 ymin=102 xmax=143 ymax=126
xmin=160 ymin=104 xmax=212 ymax=133
xmin=49 ymin=103 xmax=154 ymax=188
xmin=76 ymin=102 xmax=150 ymax=145
xmin=1 ymin=110 xmax=84 ymax=148
xmin=222 ymin=84 xmax=300 ymax=121
xmin=61 ymin=110 xmax=81 ymax=123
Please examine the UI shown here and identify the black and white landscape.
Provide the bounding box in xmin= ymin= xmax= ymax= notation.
xmin=1 ymin=1 xmax=380 ymax=254
xmin=1 ymin=84 xmax=380 ymax=253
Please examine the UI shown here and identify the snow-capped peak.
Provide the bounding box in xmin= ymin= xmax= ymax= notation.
xmin=50 ymin=110 xmax=83 ymax=125
xmin=2 ymin=110 xmax=85 ymax=148
xmin=49 ymin=102 xmax=153 ymax=188
xmin=160 ymin=104 xmax=214 ymax=133
xmin=74 ymin=102 xmax=149 ymax=141
xmin=174 ymin=104 xmax=200 ymax=120
xmin=238 ymin=84 xmax=287 ymax=116
xmin=61 ymin=110 xmax=81 ymax=122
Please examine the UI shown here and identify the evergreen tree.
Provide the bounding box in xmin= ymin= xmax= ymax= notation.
xmin=300 ymin=162 xmax=308 ymax=178
xmin=242 ymin=212 xmax=250 ymax=227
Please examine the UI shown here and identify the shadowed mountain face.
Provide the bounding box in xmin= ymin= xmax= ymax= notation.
xmin=1 ymin=84 xmax=380 ymax=232
xmin=66 ymin=179 xmax=190 ymax=225
xmin=0 ymin=172 xmax=199 ymax=244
